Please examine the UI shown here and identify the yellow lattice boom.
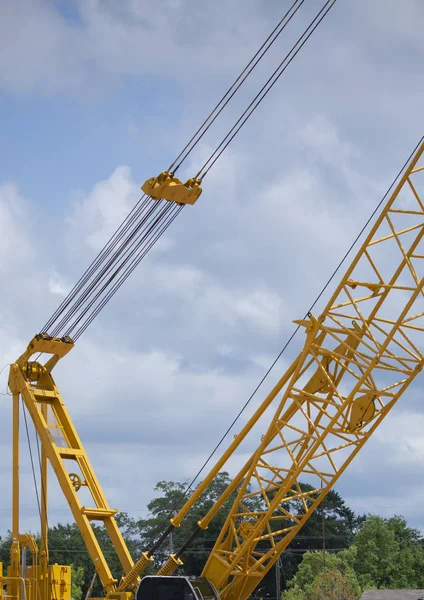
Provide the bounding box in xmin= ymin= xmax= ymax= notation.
xmin=195 ymin=141 xmax=424 ymax=600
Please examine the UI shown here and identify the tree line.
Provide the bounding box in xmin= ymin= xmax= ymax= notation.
xmin=1 ymin=472 xmax=423 ymax=600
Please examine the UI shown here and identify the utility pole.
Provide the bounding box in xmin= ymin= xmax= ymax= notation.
xmin=275 ymin=557 xmax=281 ymax=600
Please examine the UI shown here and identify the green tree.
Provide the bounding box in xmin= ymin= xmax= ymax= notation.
xmin=130 ymin=472 xmax=239 ymax=576
xmin=255 ymin=485 xmax=362 ymax=599
xmin=71 ymin=565 xmax=85 ymax=600
xmin=47 ymin=513 xmax=139 ymax=597
xmin=0 ymin=532 xmax=12 ymax=567
xmin=131 ymin=476 xmax=362 ymax=600
xmin=287 ymin=485 xmax=364 ymax=554
xmin=353 ymin=516 xmax=398 ymax=589
xmin=308 ymin=568 xmax=360 ymax=600
xmin=353 ymin=515 xmax=424 ymax=589
xmin=282 ymin=549 xmax=360 ymax=600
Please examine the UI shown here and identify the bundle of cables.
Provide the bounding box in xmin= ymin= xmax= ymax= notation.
xmin=40 ymin=0 xmax=338 ymax=340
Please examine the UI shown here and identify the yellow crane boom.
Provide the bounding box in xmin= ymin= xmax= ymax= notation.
xmin=140 ymin=138 xmax=424 ymax=600
xmin=200 ymin=138 xmax=424 ymax=600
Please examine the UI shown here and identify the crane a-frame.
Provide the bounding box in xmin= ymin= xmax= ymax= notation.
xmin=2 ymin=138 xmax=424 ymax=600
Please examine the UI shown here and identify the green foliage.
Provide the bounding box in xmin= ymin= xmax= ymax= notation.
xmin=353 ymin=515 xmax=424 ymax=589
xmin=255 ymin=485 xmax=361 ymax=599
xmin=3 ymin=476 xmax=424 ymax=600
xmin=0 ymin=532 xmax=12 ymax=567
xmin=128 ymin=472 xmax=239 ymax=576
xmin=286 ymin=485 xmax=363 ymax=554
xmin=283 ymin=586 xmax=306 ymax=600
xmin=282 ymin=549 xmax=360 ymax=600
xmin=308 ymin=568 xmax=361 ymax=600
xmin=71 ymin=565 xmax=85 ymax=600
xmin=281 ymin=513 xmax=424 ymax=600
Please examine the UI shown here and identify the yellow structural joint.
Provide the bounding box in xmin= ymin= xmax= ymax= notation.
xmin=156 ymin=554 xmax=183 ymax=576
xmin=141 ymin=171 xmax=202 ymax=205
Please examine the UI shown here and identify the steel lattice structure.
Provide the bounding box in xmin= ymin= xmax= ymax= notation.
xmin=196 ymin=140 xmax=424 ymax=600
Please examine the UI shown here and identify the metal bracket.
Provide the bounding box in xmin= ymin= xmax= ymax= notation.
xmin=141 ymin=171 xmax=202 ymax=205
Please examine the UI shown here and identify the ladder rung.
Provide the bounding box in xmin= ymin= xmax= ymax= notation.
xmin=57 ymin=447 xmax=84 ymax=458
xmin=32 ymin=388 xmax=57 ymax=400
xmin=81 ymin=507 xmax=118 ymax=519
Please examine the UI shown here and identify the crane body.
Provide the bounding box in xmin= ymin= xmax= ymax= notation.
xmin=1 ymin=140 xmax=424 ymax=600
xmin=1 ymin=3 xmax=423 ymax=600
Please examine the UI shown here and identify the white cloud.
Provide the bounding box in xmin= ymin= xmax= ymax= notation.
xmin=68 ymin=165 xmax=140 ymax=252
xmin=48 ymin=272 xmax=70 ymax=296
xmin=0 ymin=0 xmax=269 ymax=94
xmin=0 ymin=181 xmax=34 ymax=270
xmin=374 ymin=410 xmax=424 ymax=465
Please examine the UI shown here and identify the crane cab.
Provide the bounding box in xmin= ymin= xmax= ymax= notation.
xmin=137 ymin=576 xmax=219 ymax=600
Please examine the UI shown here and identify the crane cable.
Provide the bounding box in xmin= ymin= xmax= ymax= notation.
xmin=40 ymin=0 xmax=337 ymax=340
xmin=42 ymin=194 xmax=151 ymax=332
xmin=22 ymin=400 xmax=42 ymax=521
xmin=39 ymin=0 xmax=306 ymax=338
xmin=73 ymin=204 xmax=183 ymax=340
xmin=168 ymin=0 xmax=306 ymax=174
xmin=51 ymin=201 xmax=175 ymax=339
xmin=196 ymin=0 xmax=337 ymax=180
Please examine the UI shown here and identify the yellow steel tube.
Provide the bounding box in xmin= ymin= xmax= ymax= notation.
xmin=170 ymin=358 xmax=299 ymax=528
xmin=12 ymin=394 xmax=19 ymax=540
xmin=40 ymin=404 xmax=49 ymax=600
xmin=197 ymin=368 xmax=323 ymax=530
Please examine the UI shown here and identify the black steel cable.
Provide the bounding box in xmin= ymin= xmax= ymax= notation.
xmin=22 ymin=400 xmax=42 ymax=520
xmin=41 ymin=195 xmax=149 ymax=332
xmin=44 ymin=2 xmax=308 ymax=336
xmin=40 ymin=1 xmax=327 ymax=340
xmin=198 ymin=0 xmax=338 ymax=179
xmin=63 ymin=202 xmax=173 ymax=337
xmin=65 ymin=202 xmax=175 ymax=337
xmin=73 ymin=204 xmax=184 ymax=339
xmin=77 ymin=206 xmax=182 ymax=337
xmin=50 ymin=197 xmax=158 ymax=336
xmin=169 ymin=0 xmax=306 ymax=174
xmin=50 ymin=199 xmax=164 ymax=337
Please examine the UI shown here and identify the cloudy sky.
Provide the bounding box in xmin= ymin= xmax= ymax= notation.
xmin=1 ymin=0 xmax=424 ymax=555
